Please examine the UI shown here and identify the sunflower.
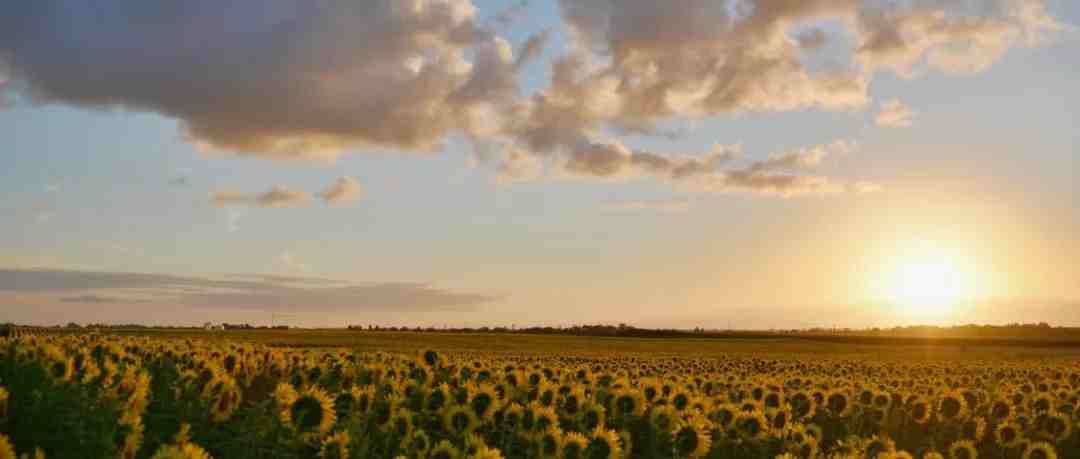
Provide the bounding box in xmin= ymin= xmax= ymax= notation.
xmin=673 ymin=419 xmax=712 ymax=458
xmin=767 ymin=408 xmax=792 ymax=433
xmin=1022 ymin=442 xmax=1057 ymax=459
xmin=649 ymin=405 xmax=679 ymax=434
xmin=319 ymin=431 xmax=349 ymax=459
xmin=385 ymin=408 xmax=415 ymax=438
xmin=468 ymin=384 xmax=500 ymax=421
xmin=421 ymin=349 xmax=441 ymax=368
xmin=402 ymin=430 xmax=431 ymax=457
xmin=947 ymin=440 xmax=977 ymax=459
xmin=533 ymin=404 xmax=560 ymax=432
xmin=864 ymin=435 xmax=896 ymax=459
xmin=0 ymin=387 xmax=7 ymax=418
xmin=735 ymin=411 xmax=770 ymax=441
xmin=119 ymin=416 xmax=145 ymax=459
xmin=426 ymin=384 xmax=451 ymax=414
xmin=923 ymin=451 xmax=945 ymax=459
xmin=468 ymin=444 xmax=505 ymax=459
xmin=444 ymin=405 xmax=480 ymax=437
xmin=609 ymin=388 xmax=645 ymax=421
xmin=561 ymin=386 xmax=585 ymax=418
xmin=641 ymin=379 xmax=663 ymax=403
xmin=826 ymin=390 xmax=852 ymax=417
xmin=149 ymin=443 xmax=213 ymax=459
xmin=938 ymin=391 xmax=968 ymax=423
xmin=960 ymin=417 xmax=986 ymax=442
xmin=559 ymin=432 xmax=588 ymax=459
xmin=670 ymin=388 xmax=694 ymax=412
xmin=503 ymin=402 xmax=526 ymax=430
xmin=203 ymin=374 xmax=242 ymax=423
xmin=1037 ymin=412 xmax=1071 ymax=442
xmin=994 ymin=421 xmax=1022 ymax=448
xmin=429 ymin=440 xmax=461 ymax=459
xmin=580 ymin=428 xmax=620 ymax=459
xmin=789 ymin=391 xmax=816 ymax=420
xmin=578 ymin=401 xmax=606 ymax=432
xmin=709 ymin=403 xmax=738 ymax=431
xmin=989 ymin=398 xmax=1014 ymax=423
xmin=0 ymin=435 xmax=14 ymax=459
xmin=274 ymin=382 xmax=300 ymax=408
xmin=281 ymin=386 xmax=337 ymax=441
xmin=535 ymin=427 xmax=562 ymax=458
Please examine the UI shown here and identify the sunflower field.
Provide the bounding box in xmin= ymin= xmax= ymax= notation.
xmin=1 ymin=334 xmax=1079 ymax=459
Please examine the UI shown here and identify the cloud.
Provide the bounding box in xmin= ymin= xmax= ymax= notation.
xmin=512 ymin=0 xmax=1062 ymax=149
xmin=0 ymin=0 xmax=1064 ymax=200
xmin=855 ymin=0 xmax=1066 ymax=76
xmin=0 ymin=268 xmax=498 ymax=313
xmin=496 ymin=148 xmax=545 ymax=184
xmin=746 ymin=139 xmax=856 ymax=173
xmin=603 ymin=199 xmax=692 ymax=213
xmin=0 ymin=0 xmax=518 ymax=159
xmin=875 ymin=98 xmax=916 ymax=128
xmin=319 ymin=176 xmax=363 ymax=205
xmin=59 ymin=294 xmax=142 ymax=304
xmin=212 ymin=186 xmax=310 ymax=208
xmin=560 ymin=140 xmax=740 ymax=180
xmin=271 ymin=252 xmax=310 ymax=275
xmin=554 ymin=137 xmax=867 ymax=197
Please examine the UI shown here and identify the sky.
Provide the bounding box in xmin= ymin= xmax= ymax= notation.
xmin=1 ymin=0 xmax=1078 ymax=329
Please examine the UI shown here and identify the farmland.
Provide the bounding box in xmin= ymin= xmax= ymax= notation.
xmin=1 ymin=330 xmax=1078 ymax=458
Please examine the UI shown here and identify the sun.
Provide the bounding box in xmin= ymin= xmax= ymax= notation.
xmin=871 ymin=240 xmax=979 ymax=322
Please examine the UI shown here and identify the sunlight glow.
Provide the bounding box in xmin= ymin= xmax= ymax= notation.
xmin=871 ymin=240 xmax=981 ymax=323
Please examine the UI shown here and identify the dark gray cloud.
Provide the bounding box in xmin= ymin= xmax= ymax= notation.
xmin=59 ymin=294 xmax=143 ymax=304
xmin=0 ymin=0 xmax=514 ymax=159
xmin=0 ymin=268 xmax=498 ymax=313
xmin=212 ymin=186 xmax=311 ymax=208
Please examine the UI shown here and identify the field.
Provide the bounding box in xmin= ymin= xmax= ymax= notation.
xmin=1 ymin=330 xmax=1078 ymax=459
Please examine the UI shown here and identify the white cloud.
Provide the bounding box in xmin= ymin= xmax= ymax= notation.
xmin=875 ymin=99 xmax=916 ymax=128
xmin=319 ymin=176 xmax=363 ymax=205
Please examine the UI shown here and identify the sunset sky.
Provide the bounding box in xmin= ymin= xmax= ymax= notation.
xmin=2 ymin=0 xmax=1078 ymax=329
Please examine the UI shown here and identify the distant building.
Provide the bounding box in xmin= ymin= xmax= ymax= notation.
xmin=203 ymin=322 xmax=224 ymax=331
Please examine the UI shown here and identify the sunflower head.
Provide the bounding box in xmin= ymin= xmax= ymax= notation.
xmin=948 ymin=440 xmax=977 ymax=459
xmin=993 ymin=415 xmax=1020 ymax=439
xmin=386 ymin=408 xmax=415 ymax=438
xmin=536 ymin=427 xmax=562 ymax=457
xmin=649 ymin=405 xmax=679 ymax=434
xmin=1022 ymin=442 xmax=1058 ymax=459
xmin=560 ymin=432 xmax=588 ymax=459
xmin=429 ymin=440 xmax=460 ymax=459
xmin=863 ymin=435 xmax=896 ymax=459
xmin=990 ymin=398 xmax=1013 ymax=422
xmin=673 ymin=420 xmax=712 ymax=458
xmin=0 ymin=434 xmax=15 ymax=459
xmin=443 ymin=405 xmax=479 ymax=437
xmin=825 ymin=391 xmax=851 ymax=417
xmin=534 ymin=404 xmax=559 ymax=432
xmin=402 ymin=430 xmax=431 ymax=457
xmin=579 ymin=402 xmax=606 ymax=432
xmin=611 ymin=389 xmax=644 ymax=420
xmin=735 ymin=411 xmax=769 ymax=441
xmin=283 ymin=386 xmax=337 ymax=441
xmin=149 ymin=443 xmax=213 ymax=459
xmin=585 ymin=428 xmax=622 ymax=459
xmin=319 ymin=431 xmax=350 ymax=459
